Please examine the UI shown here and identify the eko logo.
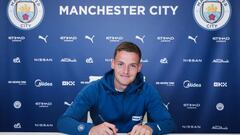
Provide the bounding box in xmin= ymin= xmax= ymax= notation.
xmin=193 ymin=0 xmax=231 ymax=30
xmin=8 ymin=0 xmax=44 ymax=30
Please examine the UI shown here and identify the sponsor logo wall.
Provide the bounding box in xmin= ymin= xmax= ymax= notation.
xmin=0 ymin=0 xmax=239 ymax=133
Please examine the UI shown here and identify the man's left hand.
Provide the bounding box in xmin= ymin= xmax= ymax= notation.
xmin=128 ymin=124 xmax=152 ymax=135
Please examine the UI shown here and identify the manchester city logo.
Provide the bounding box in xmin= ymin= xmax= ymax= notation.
xmin=7 ymin=0 xmax=44 ymax=30
xmin=193 ymin=0 xmax=231 ymax=31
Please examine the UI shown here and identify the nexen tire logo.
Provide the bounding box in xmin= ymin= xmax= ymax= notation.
xmin=183 ymin=80 xmax=201 ymax=88
xmin=35 ymin=79 xmax=53 ymax=87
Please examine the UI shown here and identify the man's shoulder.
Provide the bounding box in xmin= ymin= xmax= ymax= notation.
xmin=142 ymin=83 xmax=157 ymax=91
xmin=81 ymin=80 xmax=101 ymax=93
xmin=141 ymin=83 xmax=160 ymax=96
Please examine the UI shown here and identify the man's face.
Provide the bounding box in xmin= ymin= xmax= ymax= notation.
xmin=111 ymin=50 xmax=142 ymax=90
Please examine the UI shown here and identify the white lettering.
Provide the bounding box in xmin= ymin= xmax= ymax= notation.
xmin=59 ymin=5 xmax=175 ymax=16
xmin=59 ymin=6 xmax=69 ymax=15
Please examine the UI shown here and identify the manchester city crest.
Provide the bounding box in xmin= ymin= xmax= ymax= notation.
xmin=8 ymin=0 xmax=44 ymax=30
xmin=193 ymin=0 xmax=231 ymax=31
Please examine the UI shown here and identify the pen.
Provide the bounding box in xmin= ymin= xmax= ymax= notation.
xmin=139 ymin=119 xmax=143 ymax=125
xmin=98 ymin=114 xmax=117 ymax=134
xmin=98 ymin=114 xmax=105 ymax=122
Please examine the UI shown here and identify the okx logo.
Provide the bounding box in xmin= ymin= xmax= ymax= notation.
xmin=193 ymin=0 xmax=231 ymax=30
xmin=8 ymin=0 xmax=44 ymax=30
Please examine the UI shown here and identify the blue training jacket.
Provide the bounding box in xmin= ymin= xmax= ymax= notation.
xmin=57 ymin=70 xmax=176 ymax=135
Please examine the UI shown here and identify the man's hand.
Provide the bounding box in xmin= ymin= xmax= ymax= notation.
xmin=89 ymin=122 xmax=118 ymax=135
xmin=128 ymin=124 xmax=153 ymax=135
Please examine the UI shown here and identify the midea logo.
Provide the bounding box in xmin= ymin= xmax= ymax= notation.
xmin=34 ymin=79 xmax=53 ymax=87
xmin=183 ymin=80 xmax=201 ymax=88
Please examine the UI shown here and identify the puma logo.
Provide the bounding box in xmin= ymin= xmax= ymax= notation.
xmin=85 ymin=35 xmax=95 ymax=44
xmin=188 ymin=35 xmax=198 ymax=44
xmin=135 ymin=35 xmax=145 ymax=43
xmin=38 ymin=35 xmax=48 ymax=43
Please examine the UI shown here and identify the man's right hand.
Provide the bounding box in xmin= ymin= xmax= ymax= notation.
xmin=89 ymin=122 xmax=118 ymax=135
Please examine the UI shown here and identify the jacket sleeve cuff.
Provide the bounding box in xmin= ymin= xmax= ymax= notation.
xmin=77 ymin=122 xmax=94 ymax=135
xmin=145 ymin=121 xmax=176 ymax=135
xmin=57 ymin=116 xmax=94 ymax=135
xmin=145 ymin=122 xmax=162 ymax=135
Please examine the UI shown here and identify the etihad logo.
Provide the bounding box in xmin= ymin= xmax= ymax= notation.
xmin=160 ymin=58 xmax=168 ymax=64
xmin=212 ymin=36 xmax=230 ymax=43
xmin=62 ymin=81 xmax=75 ymax=86
xmin=8 ymin=80 xmax=27 ymax=86
xmin=38 ymin=35 xmax=48 ymax=43
xmin=106 ymin=36 xmax=124 ymax=43
xmin=13 ymin=123 xmax=22 ymax=129
xmin=13 ymin=57 xmax=21 ymax=63
xmin=213 ymin=82 xmax=227 ymax=88
xmin=7 ymin=0 xmax=44 ymax=30
xmin=182 ymin=125 xmax=201 ymax=129
xmin=60 ymin=58 xmax=77 ymax=63
xmin=86 ymin=57 xmax=94 ymax=64
xmin=34 ymin=79 xmax=53 ymax=87
xmin=183 ymin=80 xmax=202 ymax=88
xmin=183 ymin=58 xmax=202 ymax=63
xmin=193 ymin=0 xmax=231 ymax=30
xmin=64 ymin=101 xmax=73 ymax=106
xmin=60 ymin=36 xmax=78 ymax=42
xmin=157 ymin=36 xmax=175 ymax=43
xmin=156 ymin=81 xmax=175 ymax=87
xmin=85 ymin=35 xmax=95 ymax=44
xmin=35 ymin=102 xmax=53 ymax=108
xmin=34 ymin=123 xmax=53 ymax=127
xmin=135 ymin=35 xmax=145 ymax=43
xmin=80 ymin=76 xmax=102 ymax=84
xmin=183 ymin=103 xmax=200 ymax=110
xmin=188 ymin=35 xmax=198 ymax=44
xmin=13 ymin=101 xmax=22 ymax=109
xmin=8 ymin=36 xmax=25 ymax=42
xmin=212 ymin=59 xmax=229 ymax=64
xmin=216 ymin=103 xmax=224 ymax=111
xmin=211 ymin=125 xmax=228 ymax=130
xmin=34 ymin=58 xmax=53 ymax=62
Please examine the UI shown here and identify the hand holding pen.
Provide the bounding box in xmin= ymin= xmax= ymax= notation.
xmin=89 ymin=114 xmax=118 ymax=135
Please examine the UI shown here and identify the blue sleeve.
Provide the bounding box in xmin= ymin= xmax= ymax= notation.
xmin=144 ymin=84 xmax=176 ymax=135
xmin=57 ymin=82 xmax=98 ymax=135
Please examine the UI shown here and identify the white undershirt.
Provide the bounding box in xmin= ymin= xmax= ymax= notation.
xmin=115 ymin=88 xmax=124 ymax=92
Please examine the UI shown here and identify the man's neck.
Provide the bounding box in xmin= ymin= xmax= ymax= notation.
xmin=114 ymin=79 xmax=127 ymax=91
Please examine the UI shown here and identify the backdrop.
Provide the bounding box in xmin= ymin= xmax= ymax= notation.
xmin=0 ymin=0 xmax=239 ymax=133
